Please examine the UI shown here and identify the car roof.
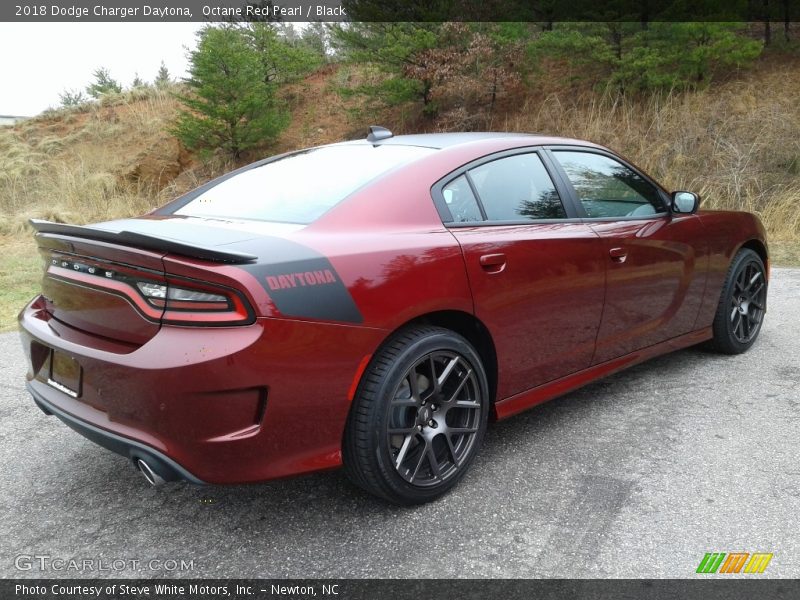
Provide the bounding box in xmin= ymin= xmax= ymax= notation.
xmin=375 ymin=132 xmax=536 ymax=148
xmin=335 ymin=131 xmax=601 ymax=150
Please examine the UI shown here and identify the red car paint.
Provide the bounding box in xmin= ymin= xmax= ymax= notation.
xmin=18 ymin=133 xmax=768 ymax=485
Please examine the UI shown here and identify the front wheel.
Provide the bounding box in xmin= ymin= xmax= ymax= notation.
xmin=343 ymin=326 xmax=490 ymax=505
xmin=708 ymin=248 xmax=767 ymax=354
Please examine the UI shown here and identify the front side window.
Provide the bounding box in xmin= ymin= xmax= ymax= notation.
xmin=467 ymin=153 xmax=566 ymax=221
xmin=175 ymin=144 xmax=435 ymax=224
xmin=552 ymin=150 xmax=666 ymax=218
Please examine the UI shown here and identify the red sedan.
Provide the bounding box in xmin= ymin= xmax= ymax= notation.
xmin=19 ymin=129 xmax=768 ymax=504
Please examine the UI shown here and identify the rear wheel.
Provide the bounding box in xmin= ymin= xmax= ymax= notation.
xmin=343 ymin=326 xmax=489 ymax=505
xmin=708 ymin=248 xmax=767 ymax=354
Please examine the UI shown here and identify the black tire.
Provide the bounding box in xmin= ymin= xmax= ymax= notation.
xmin=708 ymin=248 xmax=767 ymax=354
xmin=343 ymin=325 xmax=490 ymax=505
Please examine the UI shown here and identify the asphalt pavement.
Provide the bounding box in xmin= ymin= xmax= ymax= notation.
xmin=1 ymin=269 xmax=798 ymax=579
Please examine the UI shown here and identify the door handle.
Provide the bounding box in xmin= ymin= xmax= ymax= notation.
xmin=479 ymin=253 xmax=507 ymax=273
xmin=609 ymin=247 xmax=628 ymax=262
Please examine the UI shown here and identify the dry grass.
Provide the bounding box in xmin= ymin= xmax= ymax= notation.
xmin=770 ymin=241 xmax=800 ymax=267
xmin=0 ymin=236 xmax=40 ymax=331
xmin=497 ymin=56 xmax=800 ymax=241
xmin=0 ymin=86 xmax=185 ymax=236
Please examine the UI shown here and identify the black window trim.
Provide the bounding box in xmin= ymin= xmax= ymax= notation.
xmin=431 ymin=146 xmax=581 ymax=227
xmin=542 ymin=145 xmax=671 ymax=222
xmin=462 ymin=172 xmax=489 ymax=221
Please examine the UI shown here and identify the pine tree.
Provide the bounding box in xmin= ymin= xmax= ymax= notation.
xmin=171 ymin=26 xmax=288 ymax=160
xmin=245 ymin=23 xmax=322 ymax=85
xmin=300 ymin=21 xmax=329 ymax=57
xmin=332 ymin=22 xmax=441 ymax=107
xmin=532 ymin=22 xmax=763 ymax=91
xmin=86 ymin=67 xmax=122 ymax=98
xmin=59 ymin=89 xmax=87 ymax=107
xmin=154 ymin=61 xmax=172 ymax=88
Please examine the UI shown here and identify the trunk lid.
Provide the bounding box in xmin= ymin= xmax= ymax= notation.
xmin=32 ymin=217 xmax=261 ymax=345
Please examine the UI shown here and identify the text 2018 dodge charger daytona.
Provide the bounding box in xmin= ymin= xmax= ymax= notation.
xmin=19 ymin=128 xmax=768 ymax=504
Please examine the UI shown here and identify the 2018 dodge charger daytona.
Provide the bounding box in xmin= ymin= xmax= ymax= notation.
xmin=19 ymin=128 xmax=768 ymax=504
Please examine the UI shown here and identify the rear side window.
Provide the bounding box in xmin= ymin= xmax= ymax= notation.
xmin=442 ymin=175 xmax=483 ymax=223
xmin=552 ymin=150 xmax=666 ymax=218
xmin=468 ymin=153 xmax=566 ymax=221
xmin=175 ymin=145 xmax=435 ymax=224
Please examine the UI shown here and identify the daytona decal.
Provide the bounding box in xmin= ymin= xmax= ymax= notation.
xmin=240 ymin=237 xmax=362 ymax=324
xmin=266 ymin=269 xmax=337 ymax=291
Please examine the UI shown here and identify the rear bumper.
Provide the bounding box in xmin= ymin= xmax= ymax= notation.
xmin=19 ymin=296 xmax=386 ymax=484
xmin=28 ymin=383 xmax=204 ymax=484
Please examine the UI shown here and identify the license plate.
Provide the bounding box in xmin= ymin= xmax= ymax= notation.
xmin=48 ymin=350 xmax=82 ymax=398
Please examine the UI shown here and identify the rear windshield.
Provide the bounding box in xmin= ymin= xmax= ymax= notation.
xmin=174 ymin=144 xmax=435 ymax=224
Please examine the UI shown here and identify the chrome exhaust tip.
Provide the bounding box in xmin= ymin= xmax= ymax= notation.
xmin=136 ymin=458 xmax=166 ymax=487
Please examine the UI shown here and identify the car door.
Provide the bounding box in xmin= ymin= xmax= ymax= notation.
xmin=547 ymin=147 xmax=708 ymax=364
xmin=432 ymin=149 xmax=606 ymax=401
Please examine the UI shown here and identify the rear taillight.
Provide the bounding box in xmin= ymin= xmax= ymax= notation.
xmin=135 ymin=279 xmax=252 ymax=324
xmin=136 ymin=282 xmax=229 ymax=310
xmin=47 ymin=255 xmax=254 ymax=326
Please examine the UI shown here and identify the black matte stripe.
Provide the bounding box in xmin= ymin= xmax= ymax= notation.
xmin=240 ymin=237 xmax=363 ymax=324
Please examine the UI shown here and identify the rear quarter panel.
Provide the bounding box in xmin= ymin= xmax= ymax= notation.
xmin=290 ymin=229 xmax=474 ymax=331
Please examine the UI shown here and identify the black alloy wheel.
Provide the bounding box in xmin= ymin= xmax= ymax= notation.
xmin=343 ymin=326 xmax=490 ymax=505
xmin=387 ymin=350 xmax=483 ymax=487
xmin=709 ymin=248 xmax=767 ymax=354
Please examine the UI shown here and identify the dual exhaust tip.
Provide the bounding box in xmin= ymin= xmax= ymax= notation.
xmin=135 ymin=458 xmax=166 ymax=487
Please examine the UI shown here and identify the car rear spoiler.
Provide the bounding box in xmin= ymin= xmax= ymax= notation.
xmin=29 ymin=219 xmax=258 ymax=264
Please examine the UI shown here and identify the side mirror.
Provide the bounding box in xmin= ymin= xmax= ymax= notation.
xmin=671 ymin=191 xmax=700 ymax=214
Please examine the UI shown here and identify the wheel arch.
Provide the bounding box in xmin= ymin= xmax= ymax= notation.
xmin=361 ymin=310 xmax=499 ymax=415
xmin=738 ymin=238 xmax=769 ymax=277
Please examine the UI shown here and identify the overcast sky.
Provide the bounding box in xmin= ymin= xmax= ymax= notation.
xmin=0 ymin=23 xmax=204 ymax=116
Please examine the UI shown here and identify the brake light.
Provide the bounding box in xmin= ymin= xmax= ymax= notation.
xmin=136 ymin=282 xmax=230 ymax=310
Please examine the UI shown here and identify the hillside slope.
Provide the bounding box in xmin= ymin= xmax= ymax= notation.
xmin=1 ymin=57 xmax=799 ymax=330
